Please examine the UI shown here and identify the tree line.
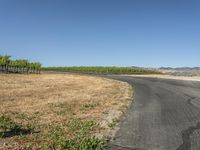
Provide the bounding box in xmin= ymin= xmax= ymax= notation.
xmin=0 ymin=55 xmax=41 ymax=74
xmin=43 ymin=66 xmax=161 ymax=75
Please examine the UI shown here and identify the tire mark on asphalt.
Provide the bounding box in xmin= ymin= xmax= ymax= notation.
xmin=186 ymin=96 xmax=196 ymax=105
xmin=176 ymin=122 xmax=200 ymax=150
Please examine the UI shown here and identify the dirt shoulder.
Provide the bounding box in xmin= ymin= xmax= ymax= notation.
xmin=0 ymin=73 xmax=133 ymax=149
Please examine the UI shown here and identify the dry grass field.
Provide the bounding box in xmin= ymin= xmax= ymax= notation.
xmin=0 ymin=73 xmax=133 ymax=149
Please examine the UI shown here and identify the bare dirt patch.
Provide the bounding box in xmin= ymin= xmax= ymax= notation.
xmin=0 ymin=73 xmax=132 ymax=149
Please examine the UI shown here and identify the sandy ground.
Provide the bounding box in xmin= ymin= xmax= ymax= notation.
xmin=0 ymin=73 xmax=133 ymax=149
xmin=125 ymin=74 xmax=200 ymax=82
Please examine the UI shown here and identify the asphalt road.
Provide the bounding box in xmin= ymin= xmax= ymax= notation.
xmin=108 ymin=76 xmax=200 ymax=150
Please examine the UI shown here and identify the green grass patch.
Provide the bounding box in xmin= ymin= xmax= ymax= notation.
xmin=0 ymin=115 xmax=33 ymax=138
xmin=42 ymin=119 xmax=107 ymax=150
xmin=0 ymin=114 xmax=106 ymax=149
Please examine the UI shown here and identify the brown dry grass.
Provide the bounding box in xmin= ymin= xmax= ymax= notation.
xmin=0 ymin=73 xmax=132 ymax=149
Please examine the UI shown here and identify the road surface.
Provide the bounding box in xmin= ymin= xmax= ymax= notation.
xmin=109 ymin=76 xmax=200 ymax=150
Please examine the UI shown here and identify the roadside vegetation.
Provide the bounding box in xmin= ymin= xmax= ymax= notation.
xmin=0 ymin=74 xmax=133 ymax=149
xmin=0 ymin=55 xmax=41 ymax=74
xmin=43 ymin=66 xmax=161 ymax=74
xmin=0 ymin=114 xmax=106 ymax=150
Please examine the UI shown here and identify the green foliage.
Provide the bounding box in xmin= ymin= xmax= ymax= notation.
xmin=42 ymin=119 xmax=106 ymax=150
xmin=0 ymin=115 xmax=21 ymax=137
xmin=0 ymin=115 xmax=34 ymax=139
xmin=0 ymin=55 xmax=42 ymax=74
xmin=68 ymin=118 xmax=97 ymax=134
xmin=43 ymin=66 xmax=162 ymax=75
xmin=43 ymin=135 xmax=106 ymax=150
xmin=0 ymin=115 xmax=20 ymax=132
xmin=63 ymin=136 xmax=107 ymax=150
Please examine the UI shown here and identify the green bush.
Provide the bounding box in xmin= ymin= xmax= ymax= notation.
xmin=0 ymin=55 xmax=41 ymax=74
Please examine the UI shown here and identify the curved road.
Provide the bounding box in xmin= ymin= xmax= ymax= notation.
xmin=109 ymin=76 xmax=200 ymax=150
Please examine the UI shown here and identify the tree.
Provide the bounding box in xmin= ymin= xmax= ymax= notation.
xmin=0 ymin=55 xmax=42 ymax=74
xmin=0 ymin=55 xmax=11 ymax=73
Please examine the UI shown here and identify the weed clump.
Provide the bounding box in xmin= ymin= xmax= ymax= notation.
xmin=0 ymin=115 xmax=32 ymax=138
xmin=42 ymin=119 xmax=107 ymax=150
xmin=0 ymin=115 xmax=21 ymax=137
xmin=107 ymin=118 xmax=119 ymax=129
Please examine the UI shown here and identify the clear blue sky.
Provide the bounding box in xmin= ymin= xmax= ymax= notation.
xmin=0 ymin=0 xmax=199 ymax=67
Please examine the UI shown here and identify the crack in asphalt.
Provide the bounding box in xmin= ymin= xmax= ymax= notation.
xmin=155 ymin=93 xmax=162 ymax=99
xmin=176 ymin=122 xmax=200 ymax=150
